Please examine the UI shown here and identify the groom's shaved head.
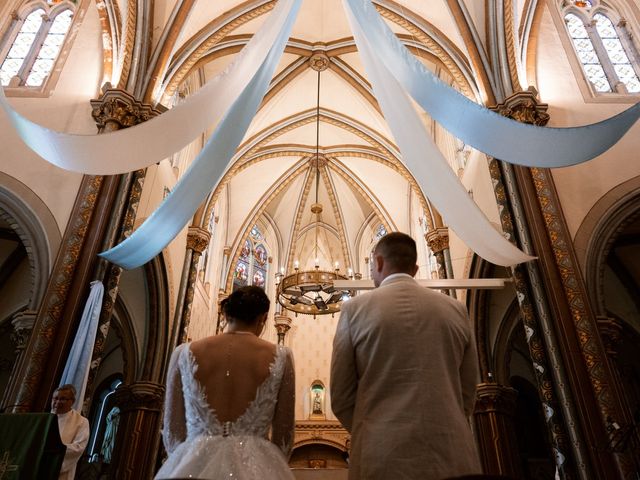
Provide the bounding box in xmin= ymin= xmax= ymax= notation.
xmin=374 ymin=232 xmax=417 ymax=273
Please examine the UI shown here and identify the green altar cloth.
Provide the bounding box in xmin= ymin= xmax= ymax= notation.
xmin=0 ymin=413 xmax=65 ymax=480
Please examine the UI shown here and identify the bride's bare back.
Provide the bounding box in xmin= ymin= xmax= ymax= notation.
xmin=189 ymin=332 xmax=277 ymax=422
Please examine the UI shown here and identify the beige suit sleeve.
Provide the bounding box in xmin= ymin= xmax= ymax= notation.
xmin=330 ymin=306 xmax=358 ymax=431
xmin=459 ymin=311 xmax=479 ymax=416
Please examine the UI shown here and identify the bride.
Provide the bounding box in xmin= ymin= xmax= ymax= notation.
xmin=155 ymin=286 xmax=295 ymax=479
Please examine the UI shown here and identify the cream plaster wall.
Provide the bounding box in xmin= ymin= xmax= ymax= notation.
xmin=0 ymin=2 xmax=104 ymax=236
xmin=287 ymin=312 xmax=340 ymax=422
xmin=536 ymin=5 xmax=640 ymax=238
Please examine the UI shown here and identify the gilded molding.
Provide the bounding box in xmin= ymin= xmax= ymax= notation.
xmin=319 ymin=163 xmax=353 ymax=271
xmin=293 ymin=420 xmax=350 ymax=453
xmin=162 ymin=1 xmax=277 ymax=101
xmin=12 ymin=175 xmax=104 ymax=412
xmin=224 ymin=167 xmax=307 ymax=292
xmin=503 ymin=0 xmax=523 ymax=92
xmin=486 ymin=155 xmax=573 ymax=472
xmin=116 ymin=0 xmax=137 ymax=90
xmin=530 ymin=166 xmax=617 ymax=422
xmin=374 ymin=4 xmax=473 ymax=97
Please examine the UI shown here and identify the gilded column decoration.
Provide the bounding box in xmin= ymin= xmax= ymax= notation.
xmin=494 ymin=89 xmax=631 ymax=478
xmin=178 ymin=227 xmax=211 ymax=343
xmin=9 ymin=174 xmax=106 ymax=413
xmin=425 ymin=227 xmax=448 ymax=279
xmin=83 ymin=88 xmax=163 ymax=413
xmin=90 ymin=88 xmax=160 ymax=132
xmin=110 ymin=381 xmax=165 ymax=480
xmin=473 ymin=383 xmax=523 ymax=479
xmin=274 ymin=314 xmax=292 ymax=345
xmin=485 ymin=90 xmax=579 ymax=477
xmin=529 ymin=165 xmax=636 ymax=476
xmin=490 ymin=87 xmax=549 ymax=126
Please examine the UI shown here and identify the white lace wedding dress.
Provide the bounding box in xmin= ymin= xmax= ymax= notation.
xmin=155 ymin=342 xmax=295 ymax=479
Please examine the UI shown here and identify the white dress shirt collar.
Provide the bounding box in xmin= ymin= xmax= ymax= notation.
xmin=380 ymin=273 xmax=414 ymax=287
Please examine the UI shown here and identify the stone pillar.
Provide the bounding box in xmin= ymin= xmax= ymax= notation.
xmin=0 ymin=310 xmax=36 ymax=411
xmin=425 ymin=227 xmax=448 ymax=280
xmin=176 ymin=226 xmax=211 ymax=344
xmin=487 ymin=90 xmax=580 ymax=479
xmin=82 ymin=88 xmax=163 ymax=412
xmin=491 ymin=87 xmax=630 ymax=478
xmin=425 ymin=227 xmax=455 ymax=297
xmin=473 ymin=383 xmax=523 ymax=479
xmin=109 ymin=381 xmax=165 ymax=480
xmin=274 ymin=314 xmax=292 ymax=345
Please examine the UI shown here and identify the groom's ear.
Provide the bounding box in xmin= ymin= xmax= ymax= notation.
xmin=375 ymin=254 xmax=384 ymax=272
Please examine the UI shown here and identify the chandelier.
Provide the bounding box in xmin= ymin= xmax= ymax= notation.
xmin=275 ymin=57 xmax=355 ymax=316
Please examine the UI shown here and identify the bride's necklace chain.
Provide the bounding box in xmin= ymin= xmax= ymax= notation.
xmin=224 ymin=330 xmax=254 ymax=377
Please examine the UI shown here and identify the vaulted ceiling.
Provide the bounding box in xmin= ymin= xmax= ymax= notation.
xmin=101 ymin=0 xmax=537 ymax=274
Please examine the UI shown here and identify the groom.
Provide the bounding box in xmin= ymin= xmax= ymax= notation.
xmin=330 ymin=232 xmax=481 ymax=479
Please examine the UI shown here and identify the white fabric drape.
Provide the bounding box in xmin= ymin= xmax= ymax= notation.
xmin=0 ymin=0 xmax=300 ymax=175
xmin=59 ymin=280 xmax=104 ymax=410
xmin=344 ymin=5 xmax=534 ymax=266
xmin=344 ymin=0 xmax=640 ymax=168
xmin=98 ymin=0 xmax=302 ymax=269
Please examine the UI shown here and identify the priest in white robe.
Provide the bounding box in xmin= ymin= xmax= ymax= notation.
xmin=51 ymin=384 xmax=90 ymax=480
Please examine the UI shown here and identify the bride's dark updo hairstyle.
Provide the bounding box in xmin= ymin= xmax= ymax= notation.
xmin=223 ymin=286 xmax=270 ymax=326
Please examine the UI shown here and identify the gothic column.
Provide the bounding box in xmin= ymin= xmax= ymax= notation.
xmin=486 ymin=90 xmax=581 ymax=479
xmin=425 ymin=227 xmax=455 ymax=297
xmin=109 ymin=381 xmax=165 ymax=480
xmin=425 ymin=227 xmax=448 ymax=279
xmin=0 ymin=310 xmax=36 ymax=410
xmin=274 ymin=314 xmax=292 ymax=345
xmin=473 ymin=383 xmax=522 ymax=479
xmin=82 ymin=88 xmax=163 ymax=412
xmin=175 ymin=226 xmax=211 ymax=344
xmin=492 ymin=88 xmax=631 ymax=478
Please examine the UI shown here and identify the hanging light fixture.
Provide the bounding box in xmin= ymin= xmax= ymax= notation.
xmin=275 ymin=53 xmax=355 ymax=317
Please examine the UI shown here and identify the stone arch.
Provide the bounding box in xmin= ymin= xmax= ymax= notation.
xmin=0 ymin=172 xmax=61 ymax=311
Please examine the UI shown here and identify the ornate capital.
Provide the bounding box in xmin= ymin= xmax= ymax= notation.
xmin=90 ymin=88 xmax=162 ymax=132
xmin=474 ymin=383 xmax=518 ymax=415
xmin=10 ymin=310 xmax=37 ymax=350
xmin=425 ymin=227 xmax=449 ymax=253
xmin=187 ymin=226 xmax=211 ymax=253
xmin=223 ymin=246 xmax=232 ymax=256
xmin=274 ymin=314 xmax=292 ymax=344
xmin=113 ymin=381 xmax=164 ymax=412
xmin=309 ymin=52 xmax=330 ymax=72
xmin=490 ymin=86 xmax=550 ymax=126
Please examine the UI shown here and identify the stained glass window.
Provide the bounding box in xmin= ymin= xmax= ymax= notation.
xmin=565 ymin=13 xmax=611 ymax=92
xmin=232 ymin=225 xmax=269 ymax=291
xmin=594 ymin=14 xmax=640 ymax=93
xmin=564 ymin=7 xmax=640 ymax=95
xmin=0 ymin=9 xmax=44 ymax=86
xmin=375 ymin=224 xmax=387 ymax=240
xmin=0 ymin=5 xmax=74 ymax=87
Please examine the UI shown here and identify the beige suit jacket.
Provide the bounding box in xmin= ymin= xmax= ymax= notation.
xmin=331 ymin=275 xmax=481 ymax=479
